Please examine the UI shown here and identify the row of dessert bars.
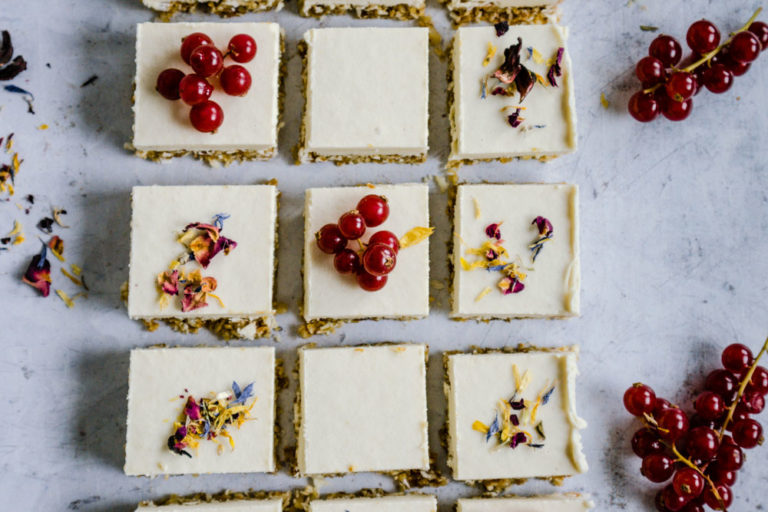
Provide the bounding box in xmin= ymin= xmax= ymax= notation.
xmin=124 ymin=182 xmax=579 ymax=339
xmin=125 ymin=344 xmax=588 ymax=489
xmin=131 ymin=22 xmax=576 ymax=166
xmin=140 ymin=0 xmax=562 ymax=26
xmin=136 ymin=493 xmax=593 ymax=511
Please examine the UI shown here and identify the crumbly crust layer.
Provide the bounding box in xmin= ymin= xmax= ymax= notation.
xmin=139 ymin=490 xmax=289 ymax=508
xmin=147 ymin=0 xmax=283 ymax=20
xmin=442 ymin=344 xmax=575 ymax=494
xmin=299 ymin=2 xmax=424 ymax=19
xmin=444 ymin=3 xmax=558 ymax=27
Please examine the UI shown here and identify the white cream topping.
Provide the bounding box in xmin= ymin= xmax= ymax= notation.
xmin=133 ymin=22 xmax=280 ymax=153
xmin=137 ymin=499 xmax=283 ymax=511
xmin=303 ymin=184 xmax=430 ymax=321
xmin=124 ymin=347 xmax=275 ymax=476
xmin=451 ymin=183 xmax=580 ymax=319
xmin=447 ymin=349 xmax=588 ymax=481
xmin=302 ymin=28 xmax=429 ymax=158
xmin=309 ymin=496 xmax=436 ymax=512
xmin=457 ymin=494 xmax=593 ymax=512
xmin=127 ymin=185 xmax=277 ymax=320
xmin=298 ymin=344 xmax=430 ymax=475
xmin=451 ymin=25 xmax=577 ymax=161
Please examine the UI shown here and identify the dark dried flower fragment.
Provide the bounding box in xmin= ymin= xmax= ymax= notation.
xmin=0 ymin=55 xmax=27 ymax=81
xmin=37 ymin=217 xmax=54 ymax=234
xmin=507 ymin=108 xmax=524 ymax=127
xmin=485 ymin=223 xmax=502 ymax=240
xmin=547 ymin=47 xmax=564 ymax=87
xmin=22 ymin=243 xmax=51 ymax=297
xmin=494 ymin=22 xmax=510 ymax=37
xmin=80 ymin=75 xmax=98 ymax=87
xmin=0 ymin=31 xmax=12 ymax=66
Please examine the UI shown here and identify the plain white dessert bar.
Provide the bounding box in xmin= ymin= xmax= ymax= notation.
xmin=127 ymin=185 xmax=277 ymax=339
xmin=451 ymin=183 xmax=579 ymax=319
xmin=449 ymin=24 xmax=576 ymax=165
xmin=298 ymin=28 xmax=429 ymax=164
xmin=457 ymin=494 xmax=593 ymax=512
xmin=446 ymin=347 xmax=588 ymax=482
xmin=124 ymin=347 xmax=276 ymax=476
xmin=132 ymin=22 xmax=281 ymax=164
xmin=309 ymin=495 xmax=436 ymax=512
xmin=297 ymin=344 xmax=430 ymax=475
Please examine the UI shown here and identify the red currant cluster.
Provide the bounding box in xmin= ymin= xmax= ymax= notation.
xmin=629 ymin=11 xmax=768 ymax=122
xmin=624 ymin=341 xmax=768 ymax=511
xmin=315 ymin=195 xmax=400 ymax=292
xmin=155 ymin=32 xmax=258 ymax=133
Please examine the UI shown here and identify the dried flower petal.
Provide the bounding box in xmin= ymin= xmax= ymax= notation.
xmin=157 ymin=269 xmax=180 ymax=296
xmin=494 ymin=22 xmax=509 ymax=37
xmin=22 ymin=243 xmax=51 ymax=297
xmin=399 ymin=226 xmax=434 ymax=249
xmin=507 ymin=108 xmax=524 ymax=128
xmin=485 ymin=223 xmax=502 ymax=240
xmin=181 ymin=271 xmax=217 ymax=312
xmin=547 ymin=47 xmax=564 ymax=87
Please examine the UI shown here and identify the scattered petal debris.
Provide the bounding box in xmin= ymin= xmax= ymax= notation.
xmin=52 ymin=208 xmax=69 ymax=228
xmin=494 ymin=22 xmax=509 ymax=37
xmin=640 ymin=25 xmax=659 ymax=32
xmin=80 ymin=75 xmax=98 ymax=87
xmin=37 ymin=217 xmax=54 ymax=234
xmin=529 ymin=216 xmax=553 ymax=262
xmin=3 ymin=85 xmax=34 ymax=113
xmin=399 ymin=226 xmax=434 ymax=249
xmin=22 ymin=243 xmax=51 ymax=297
xmin=600 ymin=92 xmax=610 ymax=109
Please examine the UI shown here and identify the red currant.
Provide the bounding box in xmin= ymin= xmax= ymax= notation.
xmin=623 ymin=383 xmax=656 ymax=416
xmin=628 ymin=91 xmax=660 ymax=122
xmin=189 ymin=100 xmax=224 ymax=133
xmin=705 ymin=369 xmax=738 ymax=404
xmin=641 ymin=453 xmax=675 ymax=483
xmin=357 ymin=270 xmax=387 ymax=291
xmin=665 ymin=72 xmax=697 ymax=102
xmin=654 ymin=398 xmax=674 ymax=417
xmin=156 ymin=68 xmax=185 ymax=100
xmin=189 ymin=45 xmax=224 ymax=78
xmin=690 ymin=414 xmax=720 ymax=431
xmin=684 ymin=426 xmax=720 ymax=461
xmin=747 ymin=365 xmax=768 ymax=395
xmin=707 ymin=462 xmax=737 ymax=486
xmin=362 ymin=244 xmax=397 ymax=276
xmin=680 ymin=501 xmax=705 ymax=512
xmin=356 ymin=195 xmax=389 ymax=227
xmin=749 ymin=21 xmax=768 ymax=50
xmin=636 ymin=56 xmax=666 ymax=85
xmin=228 ymin=34 xmax=258 ymax=63
xmin=315 ymin=224 xmax=347 ymax=254
xmin=732 ymin=418 xmax=763 ymax=448
xmin=723 ymin=55 xmax=751 ymax=76
xmin=338 ymin=211 xmax=366 ymax=240
xmin=729 ymin=31 xmax=761 ymax=63
xmin=368 ymin=230 xmax=400 ymax=254
xmin=661 ymin=96 xmax=693 ymax=121
xmin=333 ymin=249 xmax=360 ymax=274
xmin=650 ymin=35 xmax=683 ymax=66
xmin=702 ymin=484 xmax=732 ymax=510
xmin=722 ymin=343 xmax=754 ymax=373
xmin=742 ymin=389 xmax=765 ymax=414
xmin=687 ymin=20 xmax=721 ymax=54
xmin=673 ymin=467 xmax=704 ymax=499
xmin=658 ymin=408 xmax=689 ymax=441
xmin=726 ymin=402 xmax=751 ymax=431
xmin=631 ymin=428 xmax=664 ymax=457
xmin=180 ymin=32 xmax=213 ymax=65
xmin=702 ymin=64 xmax=734 ymax=94
xmin=715 ymin=442 xmax=744 ymax=470
xmin=661 ymin=484 xmax=688 ymax=512
xmin=179 ymin=74 xmax=213 ymax=106
xmin=694 ymin=391 xmax=725 ymax=420
xmin=220 ymin=65 xmax=252 ymax=96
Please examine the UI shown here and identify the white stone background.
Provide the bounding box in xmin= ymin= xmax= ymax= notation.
xmin=0 ymin=0 xmax=767 ymax=510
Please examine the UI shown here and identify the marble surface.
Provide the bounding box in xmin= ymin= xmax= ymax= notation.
xmin=1 ymin=0 xmax=767 ymax=510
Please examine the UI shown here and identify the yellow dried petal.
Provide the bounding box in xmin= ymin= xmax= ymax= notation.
xmin=12 ymin=234 xmax=24 ymax=245
xmin=399 ymin=226 xmax=434 ymax=249
xmin=483 ymin=42 xmax=497 ymax=67
xmin=601 ymin=92 xmax=610 ymax=109
xmin=56 ymin=289 xmax=75 ymax=308
xmin=38 ymin=124 xmax=49 ymax=130
xmin=472 ymin=420 xmax=489 ymax=433
xmin=70 ymin=264 xmax=82 ymax=276
xmin=61 ymin=267 xmax=83 ymax=287
xmin=473 ymin=197 xmax=481 ymax=219
xmin=12 ymin=153 xmax=20 ymax=173
xmin=475 ymin=287 xmax=492 ymax=302
xmin=8 ymin=220 xmax=21 ymax=237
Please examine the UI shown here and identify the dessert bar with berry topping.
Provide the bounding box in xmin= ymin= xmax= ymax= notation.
xmin=448 ymin=24 xmax=576 ymax=166
xmin=445 ymin=347 xmax=588 ymax=487
xmin=296 ymin=344 xmax=430 ymax=476
xmin=140 ymin=0 xmax=283 ymax=19
xmin=124 ymin=347 xmax=276 ymax=476
xmin=297 ymin=28 xmax=429 ymax=165
xmin=308 ymin=495 xmax=437 ymax=512
xmin=132 ymin=22 xmax=282 ymax=165
xmin=302 ymin=184 xmax=431 ymax=335
xmin=298 ymin=0 xmax=424 ymax=19
xmin=457 ymin=494 xmax=594 ymax=512
xmin=126 ymin=185 xmax=278 ymax=339
xmin=451 ymin=183 xmax=579 ymax=320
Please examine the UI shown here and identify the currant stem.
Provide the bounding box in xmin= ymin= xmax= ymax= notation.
xmin=670 ymin=443 xmax=725 ymax=510
xmin=719 ymin=335 xmax=768 ymax=438
xmin=681 ymin=8 xmax=763 ymax=73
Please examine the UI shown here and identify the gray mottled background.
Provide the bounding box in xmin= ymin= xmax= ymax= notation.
xmin=1 ymin=0 xmax=767 ymax=510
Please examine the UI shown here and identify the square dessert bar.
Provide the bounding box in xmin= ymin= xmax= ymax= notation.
xmin=132 ymin=22 xmax=282 ymax=165
xmin=445 ymin=347 xmax=588 ymax=484
xmin=140 ymin=0 xmax=283 ymax=17
xmin=303 ymin=184 xmax=430 ymax=331
xmin=449 ymin=24 xmax=576 ymax=166
xmin=127 ymin=185 xmax=277 ymax=339
xmin=444 ymin=0 xmax=561 ymax=26
xmin=297 ymin=28 xmax=429 ymax=164
xmin=299 ymin=0 xmax=424 ymax=19
xmin=309 ymin=495 xmax=437 ymax=512
xmin=457 ymin=495 xmax=593 ymax=512
xmin=297 ymin=344 xmax=430 ymax=476
xmin=137 ymin=496 xmax=285 ymax=511
xmin=451 ymin=183 xmax=579 ymax=319
xmin=125 ymin=347 xmax=276 ymax=476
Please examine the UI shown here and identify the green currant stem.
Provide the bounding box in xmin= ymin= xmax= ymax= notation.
xmin=670 ymin=443 xmax=726 ymax=511
xmin=719 ymin=335 xmax=768 ymax=438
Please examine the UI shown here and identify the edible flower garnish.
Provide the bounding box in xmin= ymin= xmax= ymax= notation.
xmin=529 ymin=216 xmax=554 ymax=262
xmin=473 ymin=366 xmax=557 ymax=451
xmin=180 ymin=269 xmax=221 ymax=312
xmin=168 ymin=381 xmax=256 ymax=458
xmin=179 ymin=214 xmax=237 ymax=269
xmin=22 ymin=242 xmax=51 ymax=297
xmin=547 ymin=47 xmax=564 ymax=87
xmin=507 ymin=108 xmax=524 ymax=128
xmin=48 ymin=235 xmax=64 ymax=261
xmin=399 ymin=226 xmax=434 ymax=249
xmin=494 ymin=22 xmax=509 ymax=37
